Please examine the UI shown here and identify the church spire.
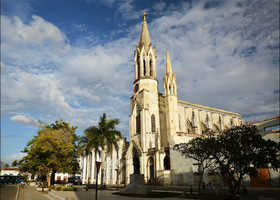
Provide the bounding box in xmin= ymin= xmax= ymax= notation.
xmin=138 ymin=12 xmax=152 ymax=52
xmin=164 ymin=50 xmax=177 ymax=96
xmin=134 ymin=13 xmax=157 ymax=81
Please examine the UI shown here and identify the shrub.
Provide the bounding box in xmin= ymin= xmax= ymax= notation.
xmin=56 ymin=185 xmax=62 ymax=191
xmin=62 ymin=187 xmax=76 ymax=191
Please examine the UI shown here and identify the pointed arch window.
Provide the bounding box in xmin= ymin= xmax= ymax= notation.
xmin=164 ymin=155 xmax=171 ymax=170
xmin=206 ymin=114 xmax=210 ymax=128
xmin=164 ymin=150 xmax=171 ymax=170
xmin=136 ymin=106 xmax=141 ymax=134
xmin=151 ymin=114 xmax=156 ymax=132
xmin=219 ymin=116 xmax=222 ymax=130
xmin=192 ymin=111 xmax=196 ymax=127
xmin=137 ymin=61 xmax=140 ymax=79
xmin=230 ymin=118 xmax=234 ymax=127
xmin=143 ymin=60 xmax=146 ymax=76
xmin=149 ymin=59 xmax=153 ymax=76
xmin=178 ymin=114 xmax=181 ymax=130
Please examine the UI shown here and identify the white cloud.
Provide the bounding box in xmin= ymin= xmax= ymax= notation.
xmin=10 ymin=114 xmax=38 ymax=126
xmin=147 ymin=0 xmax=279 ymax=120
xmin=2 ymin=153 xmax=27 ymax=166
xmin=1 ymin=0 xmax=279 ymax=141
xmin=1 ymin=15 xmax=66 ymax=46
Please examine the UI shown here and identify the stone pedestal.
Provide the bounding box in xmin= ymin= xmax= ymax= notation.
xmin=120 ymin=174 xmax=151 ymax=195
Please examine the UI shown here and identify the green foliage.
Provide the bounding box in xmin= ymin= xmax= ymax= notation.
xmin=1 ymin=161 xmax=10 ymax=169
xmin=56 ymin=185 xmax=62 ymax=191
xmin=78 ymin=113 xmax=123 ymax=156
xmin=62 ymin=187 xmax=77 ymax=191
xmin=174 ymin=133 xmax=216 ymax=193
xmin=174 ymin=125 xmax=280 ymax=196
xmin=14 ymin=119 xmax=80 ymax=183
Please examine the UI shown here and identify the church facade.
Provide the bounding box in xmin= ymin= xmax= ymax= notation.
xmin=124 ymin=14 xmax=243 ymax=186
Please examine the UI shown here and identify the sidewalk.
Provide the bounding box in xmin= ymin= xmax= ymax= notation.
xmin=22 ymin=186 xmax=58 ymax=200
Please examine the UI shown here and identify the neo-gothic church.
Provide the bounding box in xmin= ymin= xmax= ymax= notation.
xmin=81 ymin=14 xmax=243 ymax=186
xmin=124 ymin=14 xmax=243 ymax=185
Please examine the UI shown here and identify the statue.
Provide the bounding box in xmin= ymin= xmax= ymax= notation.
xmin=133 ymin=156 xmax=140 ymax=174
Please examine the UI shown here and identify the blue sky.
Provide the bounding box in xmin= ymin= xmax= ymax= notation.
xmin=1 ymin=0 xmax=279 ymax=165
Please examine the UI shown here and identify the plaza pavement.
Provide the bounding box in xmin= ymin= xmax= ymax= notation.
xmin=19 ymin=185 xmax=279 ymax=200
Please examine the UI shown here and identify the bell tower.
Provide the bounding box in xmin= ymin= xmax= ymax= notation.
xmin=128 ymin=13 xmax=161 ymax=182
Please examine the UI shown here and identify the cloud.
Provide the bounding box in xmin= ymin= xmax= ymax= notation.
xmin=1 ymin=15 xmax=70 ymax=68
xmin=1 ymin=13 xmax=134 ymax=135
xmin=146 ymin=0 xmax=279 ymax=120
xmin=2 ymin=15 xmax=67 ymax=46
xmin=1 ymin=0 xmax=279 ymax=141
xmin=10 ymin=114 xmax=38 ymax=126
xmin=2 ymin=153 xmax=27 ymax=166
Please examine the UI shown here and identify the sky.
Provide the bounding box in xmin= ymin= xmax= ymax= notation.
xmin=1 ymin=0 xmax=279 ymax=165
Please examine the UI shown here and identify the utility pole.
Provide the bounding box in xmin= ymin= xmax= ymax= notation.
xmin=95 ymin=161 xmax=101 ymax=200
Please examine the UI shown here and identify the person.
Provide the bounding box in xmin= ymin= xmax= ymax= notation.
xmin=20 ymin=181 xmax=24 ymax=189
xmin=202 ymin=181 xmax=206 ymax=189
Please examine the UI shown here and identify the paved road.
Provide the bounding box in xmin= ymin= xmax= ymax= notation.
xmin=17 ymin=185 xmax=280 ymax=200
xmin=0 ymin=184 xmax=18 ymax=200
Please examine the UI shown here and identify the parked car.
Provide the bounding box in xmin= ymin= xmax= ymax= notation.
xmin=68 ymin=176 xmax=82 ymax=185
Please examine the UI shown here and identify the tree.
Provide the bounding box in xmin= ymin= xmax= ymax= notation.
xmin=14 ymin=119 xmax=80 ymax=187
xmin=174 ymin=125 xmax=280 ymax=198
xmin=211 ymin=125 xmax=279 ymax=197
xmin=1 ymin=161 xmax=10 ymax=169
xmin=173 ymin=132 xmax=216 ymax=193
xmin=78 ymin=113 xmax=123 ymax=184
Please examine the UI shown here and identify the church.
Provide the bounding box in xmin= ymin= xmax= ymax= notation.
xmin=80 ymin=14 xmax=243 ymax=186
xmin=124 ymin=14 xmax=243 ymax=186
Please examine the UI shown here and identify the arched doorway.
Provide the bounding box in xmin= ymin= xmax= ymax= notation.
xmin=133 ymin=148 xmax=140 ymax=174
xmin=147 ymin=156 xmax=154 ymax=183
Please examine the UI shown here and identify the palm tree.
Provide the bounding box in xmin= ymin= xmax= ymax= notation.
xmin=78 ymin=113 xmax=123 ymax=184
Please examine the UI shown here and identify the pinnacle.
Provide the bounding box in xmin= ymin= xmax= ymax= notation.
xmin=166 ymin=49 xmax=173 ymax=74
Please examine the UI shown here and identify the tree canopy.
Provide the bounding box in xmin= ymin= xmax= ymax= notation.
xmin=78 ymin=113 xmax=123 ymax=156
xmin=13 ymin=119 xmax=80 ymax=185
xmin=78 ymin=113 xmax=123 ymax=185
xmin=174 ymin=133 xmax=216 ymax=193
xmin=174 ymin=125 xmax=280 ymax=197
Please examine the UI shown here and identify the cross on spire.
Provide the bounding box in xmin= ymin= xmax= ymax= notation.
xmin=143 ymin=12 xmax=147 ymax=22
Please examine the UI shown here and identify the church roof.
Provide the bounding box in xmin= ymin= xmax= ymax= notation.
xmin=177 ymin=100 xmax=242 ymax=117
xmin=138 ymin=13 xmax=152 ymax=52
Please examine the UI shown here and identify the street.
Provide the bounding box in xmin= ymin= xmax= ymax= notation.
xmin=0 ymin=184 xmax=18 ymax=200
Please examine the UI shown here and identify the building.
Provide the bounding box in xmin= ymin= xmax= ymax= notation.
xmin=1 ymin=167 xmax=20 ymax=176
xmin=125 ymin=14 xmax=243 ymax=186
xmin=247 ymin=116 xmax=280 ymax=187
xmin=80 ymin=138 xmax=127 ymax=185
xmin=80 ymin=14 xmax=244 ymax=186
